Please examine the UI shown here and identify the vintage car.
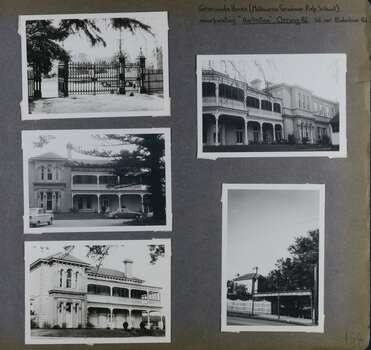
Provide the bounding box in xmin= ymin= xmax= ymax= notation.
xmin=104 ymin=206 xmax=144 ymax=220
xmin=29 ymin=208 xmax=54 ymax=227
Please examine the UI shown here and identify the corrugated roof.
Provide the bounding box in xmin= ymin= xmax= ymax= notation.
xmin=233 ymin=273 xmax=260 ymax=281
xmin=87 ymin=266 xmax=144 ymax=283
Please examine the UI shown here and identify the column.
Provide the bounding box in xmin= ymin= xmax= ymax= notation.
xmin=140 ymin=194 xmax=145 ymax=213
xmin=62 ymin=302 xmax=66 ymax=325
xmin=259 ymin=123 xmax=263 ymax=142
xmin=118 ymin=194 xmax=121 ymax=209
xmin=273 ymin=124 xmax=276 ymax=142
xmin=128 ymin=309 xmax=133 ymax=328
xmin=147 ymin=310 xmax=150 ymax=329
xmin=215 ymin=83 xmax=219 ymax=106
xmin=244 ymin=119 xmax=248 ymax=145
xmin=109 ymin=308 xmax=113 ymax=328
xmin=97 ymin=194 xmax=101 ymax=214
xmin=215 ymin=114 xmax=219 ymax=145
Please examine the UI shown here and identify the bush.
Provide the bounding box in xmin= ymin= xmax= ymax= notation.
xmin=287 ymin=134 xmax=296 ymax=144
xmin=321 ymin=134 xmax=331 ymax=145
xmin=123 ymin=321 xmax=129 ymax=330
xmin=77 ymin=323 xmax=82 ymax=329
xmin=42 ymin=322 xmax=51 ymax=329
xmin=302 ymin=137 xmax=309 ymax=144
xmin=61 ymin=322 xmax=67 ymax=329
xmin=140 ymin=321 xmax=146 ymax=330
xmin=87 ymin=322 xmax=95 ymax=329
xmin=30 ymin=319 xmax=39 ymax=329
xmin=52 ymin=325 xmax=60 ymax=329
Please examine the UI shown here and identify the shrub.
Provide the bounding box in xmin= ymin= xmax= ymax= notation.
xmin=87 ymin=322 xmax=95 ymax=329
xmin=52 ymin=325 xmax=60 ymax=329
xmin=287 ymin=134 xmax=296 ymax=144
xmin=42 ymin=322 xmax=51 ymax=329
xmin=61 ymin=322 xmax=67 ymax=329
xmin=30 ymin=319 xmax=39 ymax=329
xmin=77 ymin=323 xmax=82 ymax=329
xmin=140 ymin=321 xmax=146 ymax=330
xmin=321 ymin=134 xmax=331 ymax=145
xmin=123 ymin=321 xmax=129 ymax=330
xmin=302 ymin=137 xmax=309 ymax=144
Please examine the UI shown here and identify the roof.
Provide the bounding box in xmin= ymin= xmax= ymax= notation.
xmin=30 ymin=152 xmax=67 ymax=161
xmin=30 ymin=252 xmax=90 ymax=270
xmin=87 ymin=266 xmax=144 ymax=283
xmin=233 ymin=273 xmax=260 ymax=281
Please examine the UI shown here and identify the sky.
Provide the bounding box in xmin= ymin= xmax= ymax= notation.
xmin=23 ymin=130 xmax=141 ymax=161
xmin=201 ymin=54 xmax=345 ymax=102
xmin=226 ymin=189 xmax=320 ymax=279
xmin=27 ymin=241 xmax=169 ymax=287
xmin=51 ymin=13 xmax=166 ymax=65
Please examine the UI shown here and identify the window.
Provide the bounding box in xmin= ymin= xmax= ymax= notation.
xmin=46 ymin=192 xmax=53 ymax=211
xmin=55 ymin=167 xmax=60 ymax=181
xmin=47 ymin=166 xmax=52 ymax=181
xmin=40 ymin=166 xmax=45 ymax=181
xmin=202 ymin=82 xmax=216 ymax=97
xmin=39 ymin=192 xmax=44 ymax=208
xmin=75 ymin=272 xmax=79 ymax=288
xmin=261 ymin=100 xmax=272 ymax=111
xmin=246 ymin=96 xmax=260 ymax=108
xmin=298 ymin=93 xmax=302 ymax=108
xmin=59 ymin=269 xmax=63 ymax=287
xmin=273 ymin=103 xmax=281 ymax=113
xmin=307 ymin=96 xmax=310 ymax=109
xmin=236 ymin=130 xmax=243 ymax=144
xmin=66 ymin=269 xmax=72 ymax=288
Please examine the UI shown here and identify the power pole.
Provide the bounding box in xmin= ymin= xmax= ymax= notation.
xmin=313 ymin=263 xmax=318 ymax=324
xmin=251 ymin=266 xmax=258 ymax=316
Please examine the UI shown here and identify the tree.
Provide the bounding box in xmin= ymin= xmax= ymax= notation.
xmin=26 ymin=17 xmax=153 ymax=75
xmin=149 ymin=245 xmax=165 ymax=264
xmin=264 ymin=229 xmax=319 ymax=292
xmin=74 ymin=133 xmax=166 ymax=222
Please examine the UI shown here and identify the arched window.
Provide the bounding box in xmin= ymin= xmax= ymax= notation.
xmin=59 ymin=269 xmax=63 ymax=287
xmin=273 ymin=103 xmax=281 ymax=113
xmin=47 ymin=166 xmax=53 ymax=181
xmin=40 ymin=166 xmax=45 ymax=181
xmin=66 ymin=269 xmax=72 ymax=288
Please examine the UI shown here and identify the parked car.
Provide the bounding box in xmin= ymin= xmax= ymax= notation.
xmin=29 ymin=208 xmax=54 ymax=227
xmin=104 ymin=207 xmax=143 ymax=220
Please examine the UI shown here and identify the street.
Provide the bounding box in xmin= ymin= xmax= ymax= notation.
xmin=227 ymin=316 xmax=289 ymax=326
xmin=52 ymin=219 xmax=133 ymax=227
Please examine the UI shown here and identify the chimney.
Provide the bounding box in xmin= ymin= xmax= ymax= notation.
xmin=123 ymin=259 xmax=133 ymax=278
xmin=250 ymin=78 xmax=263 ymax=90
xmin=66 ymin=142 xmax=73 ymax=160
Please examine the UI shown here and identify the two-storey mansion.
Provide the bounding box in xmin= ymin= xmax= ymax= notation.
xmin=30 ymin=253 xmax=164 ymax=329
xmin=201 ymin=69 xmax=339 ymax=146
xmin=28 ymin=145 xmax=151 ymax=215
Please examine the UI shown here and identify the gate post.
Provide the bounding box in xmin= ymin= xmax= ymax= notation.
xmin=63 ymin=59 xmax=69 ymax=97
xmin=33 ymin=64 xmax=42 ymax=99
xmin=138 ymin=49 xmax=146 ymax=94
xmin=118 ymin=55 xmax=126 ymax=94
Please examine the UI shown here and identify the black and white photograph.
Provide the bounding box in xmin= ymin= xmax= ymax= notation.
xmin=22 ymin=128 xmax=172 ymax=233
xmin=25 ymin=239 xmax=171 ymax=344
xmin=197 ymin=54 xmax=346 ymax=158
xmin=20 ymin=12 xmax=170 ymax=119
xmin=221 ymin=184 xmax=324 ymax=332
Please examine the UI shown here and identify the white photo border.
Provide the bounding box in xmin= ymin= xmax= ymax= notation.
xmin=24 ymin=239 xmax=171 ymax=344
xmin=197 ymin=54 xmax=347 ymax=159
xmin=19 ymin=12 xmax=170 ymax=120
xmin=221 ymin=183 xmax=325 ymax=333
xmin=22 ymin=128 xmax=172 ymax=233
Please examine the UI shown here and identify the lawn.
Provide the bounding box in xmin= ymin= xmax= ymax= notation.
xmin=204 ymin=143 xmax=339 ymax=152
xmin=31 ymin=328 xmax=165 ymax=338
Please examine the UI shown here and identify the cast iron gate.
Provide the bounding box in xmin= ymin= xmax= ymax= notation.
xmin=57 ymin=57 xmax=148 ymax=97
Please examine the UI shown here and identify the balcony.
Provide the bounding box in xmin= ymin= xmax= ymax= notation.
xmin=71 ymin=183 xmax=114 ymax=191
xmin=87 ymin=294 xmax=161 ymax=307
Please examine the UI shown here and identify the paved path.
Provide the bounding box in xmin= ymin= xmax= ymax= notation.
xmin=228 ymin=316 xmax=289 ymax=326
xmin=53 ymin=219 xmax=132 ymax=227
xmin=227 ymin=313 xmax=313 ymax=326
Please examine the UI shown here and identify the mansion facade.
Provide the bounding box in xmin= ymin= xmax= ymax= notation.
xmin=28 ymin=146 xmax=151 ymax=215
xmin=202 ymin=69 xmax=339 ymax=146
xmin=30 ymin=252 xmax=164 ymax=329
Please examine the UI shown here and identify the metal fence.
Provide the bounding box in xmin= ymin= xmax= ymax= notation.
xmin=144 ymin=69 xmax=164 ymax=95
xmin=227 ymin=299 xmax=272 ymax=315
